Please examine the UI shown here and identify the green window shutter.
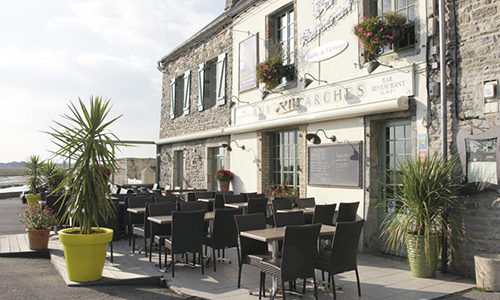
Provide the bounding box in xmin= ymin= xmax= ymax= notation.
xmin=183 ymin=70 xmax=191 ymax=116
xmin=169 ymin=78 xmax=176 ymax=119
xmin=197 ymin=63 xmax=205 ymax=111
xmin=216 ymin=53 xmax=226 ymax=106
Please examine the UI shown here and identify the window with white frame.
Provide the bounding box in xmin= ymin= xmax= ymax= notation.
xmin=197 ymin=53 xmax=226 ymax=111
xmin=273 ymin=7 xmax=295 ymax=66
xmin=170 ymin=70 xmax=191 ymax=119
xmin=375 ymin=0 xmax=416 ymax=51
xmin=271 ymin=130 xmax=299 ymax=188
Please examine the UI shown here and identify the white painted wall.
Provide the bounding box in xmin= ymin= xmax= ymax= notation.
xmin=229 ymin=131 xmax=259 ymax=193
xmin=306 ymin=117 xmax=365 ymax=218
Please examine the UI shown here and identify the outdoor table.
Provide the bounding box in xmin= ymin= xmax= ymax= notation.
xmin=240 ymin=224 xmax=336 ymax=298
xmin=148 ymin=212 xmax=215 ymax=225
xmin=198 ymin=198 xmax=215 ymax=203
xmin=276 ymin=207 xmax=315 ymax=215
xmin=127 ymin=207 xmax=146 ymax=214
xmin=224 ymin=200 xmax=273 ymax=209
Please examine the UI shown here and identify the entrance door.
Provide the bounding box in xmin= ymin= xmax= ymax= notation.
xmin=379 ymin=121 xmax=412 ymax=253
xmin=208 ymin=147 xmax=225 ymax=191
xmin=173 ymin=150 xmax=184 ymax=189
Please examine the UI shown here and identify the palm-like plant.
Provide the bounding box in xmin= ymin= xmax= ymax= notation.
xmin=49 ymin=97 xmax=121 ymax=234
xmin=42 ymin=161 xmax=66 ymax=192
xmin=23 ymin=155 xmax=44 ymax=194
xmin=380 ymin=154 xmax=463 ymax=266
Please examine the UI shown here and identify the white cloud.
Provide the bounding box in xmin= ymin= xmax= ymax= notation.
xmin=0 ymin=0 xmax=224 ymax=162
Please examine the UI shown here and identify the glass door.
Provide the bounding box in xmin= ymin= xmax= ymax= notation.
xmin=208 ymin=147 xmax=225 ymax=191
xmin=379 ymin=121 xmax=412 ymax=253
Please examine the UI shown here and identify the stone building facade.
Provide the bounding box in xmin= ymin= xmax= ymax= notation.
xmin=431 ymin=0 xmax=500 ymax=278
xmin=157 ymin=9 xmax=235 ymax=190
xmin=114 ymin=158 xmax=156 ymax=185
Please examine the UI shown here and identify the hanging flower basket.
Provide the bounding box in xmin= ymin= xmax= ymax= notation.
xmin=257 ymin=53 xmax=284 ymax=90
xmin=354 ymin=17 xmax=394 ymax=59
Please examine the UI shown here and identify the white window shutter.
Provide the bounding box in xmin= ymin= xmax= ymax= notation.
xmin=216 ymin=53 xmax=226 ymax=106
xmin=169 ymin=78 xmax=176 ymax=119
xmin=183 ymin=70 xmax=191 ymax=115
xmin=197 ymin=63 xmax=205 ymax=111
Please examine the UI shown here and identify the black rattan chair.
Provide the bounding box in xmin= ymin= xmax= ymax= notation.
xmin=127 ymin=195 xmax=152 ymax=247
xmin=153 ymin=194 xmax=178 ymax=203
xmin=195 ymin=191 xmax=216 ymax=200
xmin=179 ymin=200 xmax=208 ymax=212
xmin=336 ymin=202 xmax=359 ymax=223
xmin=224 ymin=194 xmax=245 ymax=204
xmin=234 ymin=213 xmax=271 ymax=298
xmin=247 ymin=197 xmax=269 ymax=215
xmin=241 ymin=192 xmax=257 ymax=202
xmin=312 ymin=204 xmax=336 ymax=225
xmin=149 ymin=202 xmax=177 ymax=266
xmin=164 ymin=211 xmax=206 ymax=277
xmin=315 ymin=220 xmax=365 ymax=300
xmin=272 ymin=198 xmax=293 ymax=211
xmin=260 ymin=224 xmax=321 ymax=300
xmin=274 ymin=211 xmax=305 ymax=227
xmin=203 ymin=208 xmax=243 ymax=271
xmin=297 ymin=197 xmax=315 ymax=209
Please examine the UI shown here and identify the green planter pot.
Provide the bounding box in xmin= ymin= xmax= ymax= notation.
xmin=25 ymin=193 xmax=41 ymax=206
xmin=406 ymin=234 xmax=439 ymax=278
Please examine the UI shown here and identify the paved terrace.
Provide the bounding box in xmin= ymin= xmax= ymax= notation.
xmin=0 ymin=232 xmax=474 ymax=300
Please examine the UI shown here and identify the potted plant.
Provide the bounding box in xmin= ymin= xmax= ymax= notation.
xmin=23 ymin=155 xmax=45 ymax=205
xmin=42 ymin=160 xmax=66 ymax=194
xmin=19 ymin=204 xmax=58 ymax=250
xmin=264 ymin=183 xmax=299 ymax=206
xmin=380 ymin=154 xmax=462 ymax=278
xmin=49 ymin=96 xmax=121 ymax=282
xmin=215 ymin=169 xmax=233 ymax=192
xmin=383 ymin=11 xmax=407 ymax=40
xmin=354 ymin=17 xmax=394 ymax=61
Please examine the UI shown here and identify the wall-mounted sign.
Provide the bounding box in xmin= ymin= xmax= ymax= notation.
xmin=234 ymin=66 xmax=414 ymax=126
xmin=312 ymin=0 xmax=336 ymax=19
xmin=304 ymin=40 xmax=348 ymax=63
xmin=239 ymin=34 xmax=259 ymax=92
xmin=302 ymin=0 xmax=354 ymax=45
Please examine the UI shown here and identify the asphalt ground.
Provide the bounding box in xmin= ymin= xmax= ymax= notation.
xmin=0 ymin=198 xmax=188 ymax=299
xmin=0 ymin=196 xmax=25 ymax=235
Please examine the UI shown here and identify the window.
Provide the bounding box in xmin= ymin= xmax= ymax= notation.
xmin=197 ymin=53 xmax=226 ymax=111
xmin=381 ymin=122 xmax=412 ymax=213
xmin=204 ymin=59 xmax=217 ymax=110
xmin=273 ymin=7 xmax=295 ymax=65
xmin=170 ymin=71 xmax=191 ymax=119
xmin=271 ymin=130 xmax=299 ymax=188
xmin=173 ymin=150 xmax=184 ymax=189
xmin=207 ymin=147 xmax=226 ymax=191
xmin=375 ymin=0 xmax=416 ymax=51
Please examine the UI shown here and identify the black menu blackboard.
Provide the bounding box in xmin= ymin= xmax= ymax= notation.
xmin=308 ymin=142 xmax=362 ymax=187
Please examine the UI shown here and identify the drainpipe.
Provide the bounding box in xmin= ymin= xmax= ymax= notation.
xmin=438 ymin=0 xmax=448 ymax=273
xmin=156 ymin=145 xmax=161 ymax=185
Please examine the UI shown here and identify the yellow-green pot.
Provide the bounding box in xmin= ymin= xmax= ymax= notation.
xmin=406 ymin=234 xmax=439 ymax=278
xmin=58 ymin=227 xmax=113 ymax=282
xmin=25 ymin=193 xmax=41 ymax=206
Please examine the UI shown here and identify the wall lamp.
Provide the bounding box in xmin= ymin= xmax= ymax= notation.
xmin=366 ymin=59 xmax=394 ymax=74
xmin=222 ymin=141 xmax=246 ymax=151
xmin=306 ymin=129 xmax=337 ymax=144
xmin=301 ymin=73 xmax=328 ymax=88
xmin=261 ymin=89 xmax=283 ymax=100
xmin=229 ymin=96 xmax=250 ymax=108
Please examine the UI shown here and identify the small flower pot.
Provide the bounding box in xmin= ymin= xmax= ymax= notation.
xmin=28 ymin=228 xmax=50 ymax=250
xmin=218 ymin=181 xmax=230 ymax=192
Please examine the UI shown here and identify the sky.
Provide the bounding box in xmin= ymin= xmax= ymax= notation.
xmin=0 ymin=0 xmax=224 ymax=163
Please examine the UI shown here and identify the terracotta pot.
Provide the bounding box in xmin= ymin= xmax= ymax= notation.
xmin=28 ymin=228 xmax=51 ymax=250
xmin=218 ymin=181 xmax=230 ymax=192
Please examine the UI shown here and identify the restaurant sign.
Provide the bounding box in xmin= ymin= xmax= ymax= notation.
xmin=304 ymin=41 xmax=348 ymax=63
xmin=233 ymin=66 xmax=414 ymax=126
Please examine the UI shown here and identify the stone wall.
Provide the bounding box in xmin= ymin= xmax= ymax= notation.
xmin=159 ymin=26 xmax=232 ymax=139
xmin=114 ymin=158 xmax=156 ymax=185
xmin=443 ymin=0 xmax=500 ymax=279
xmin=159 ymin=136 xmax=230 ymax=190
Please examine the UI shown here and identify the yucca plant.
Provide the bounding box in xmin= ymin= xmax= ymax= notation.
xmin=380 ymin=154 xmax=463 ymax=277
xmin=42 ymin=160 xmax=66 ymax=192
xmin=49 ymin=96 xmax=122 ymax=234
xmin=23 ymin=155 xmax=45 ymax=195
